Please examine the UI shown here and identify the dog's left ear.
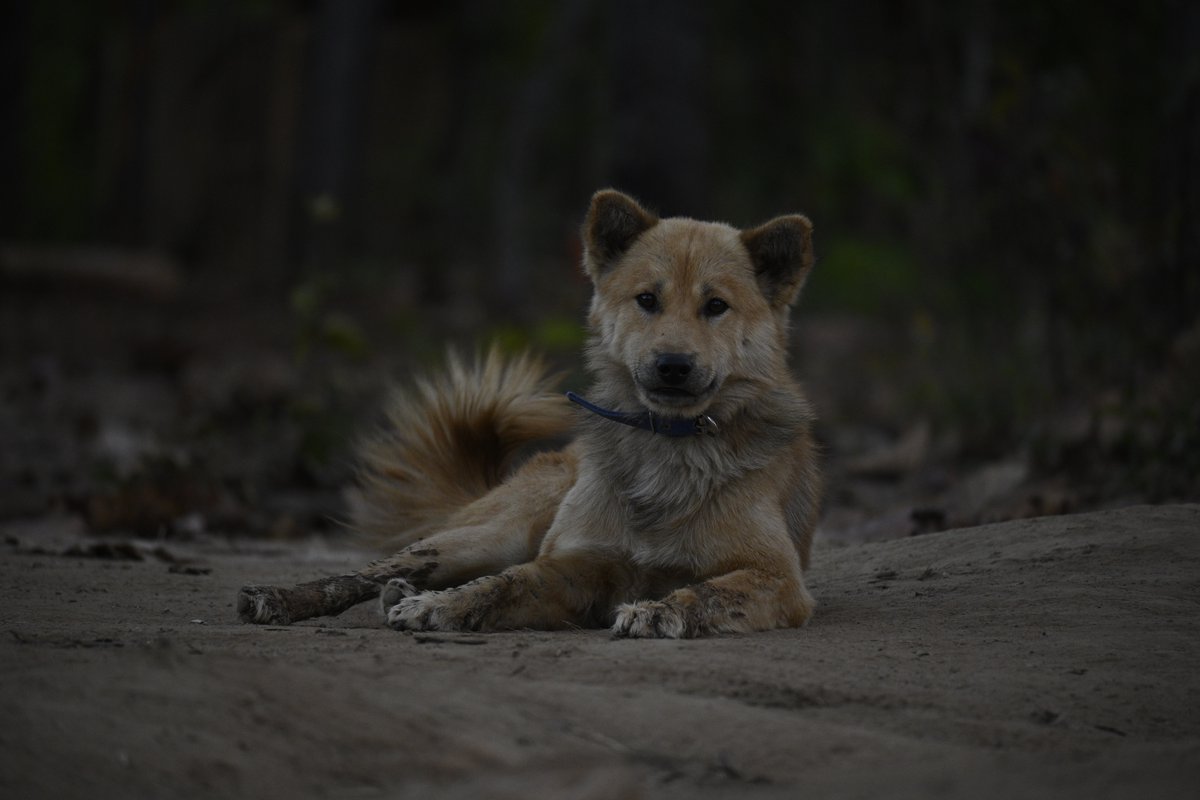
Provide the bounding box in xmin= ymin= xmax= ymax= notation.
xmin=741 ymin=215 xmax=815 ymax=308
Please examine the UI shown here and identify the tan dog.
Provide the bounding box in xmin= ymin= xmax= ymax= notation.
xmin=239 ymin=190 xmax=821 ymax=637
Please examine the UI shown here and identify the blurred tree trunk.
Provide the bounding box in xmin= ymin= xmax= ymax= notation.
xmin=0 ymin=2 xmax=30 ymax=234
xmin=491 ymin=0 xmax=592 ymax=319
xmin=605 ymin=0 xmax=710 ymax=218
xmin=99 ymin=0 xmax=155 ymax=246
xmin=289 ymin=0 xmax=383 ymax=277
xmin=1160 ymin=1 xmax=1200 ymax=332
xmin=414 ymin=2 xmax=493 ymax=307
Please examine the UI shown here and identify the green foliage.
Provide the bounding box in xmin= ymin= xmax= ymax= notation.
xmin=287 ymin=391 xmax=352 ymax=480
xmin=290 ymin=276 xmax=371 ymax=363
xmin=22 ymin=2 xmax=103 ymax=239
xmin=807 ymin=238 xmax=921 ymax=316
xmin=490 ymin=316 xmax=586 ymax=355
xmin=810 ymin=112 xmax=921 ymax=211
xmin=316 ymin=313 xmax=370 ymax=361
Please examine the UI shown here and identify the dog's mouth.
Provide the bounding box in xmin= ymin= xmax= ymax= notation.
xmin=648 ymin=386 xmax=695 ymax=400
xmin=640 ymin=379 xmax=719 ymax=411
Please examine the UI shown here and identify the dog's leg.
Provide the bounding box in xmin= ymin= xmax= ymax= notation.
xmin=385 ymin=551 xmax=633 ymax=632
xmin=237 ymin=521 xmax=547 ymax=626
xmin=237 ymin=450 xmax=576 ymax=625
xmin=611 ymin=567 xmax=814 ymax=639
xmin=362 ymin=522 xmax=541 ymax=616
xmin=237 ymin=573 xmax=381 ymax=625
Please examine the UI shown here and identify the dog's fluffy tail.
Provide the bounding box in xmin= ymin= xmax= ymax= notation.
xmin=353 ymin=348 xmax=571 ymax=548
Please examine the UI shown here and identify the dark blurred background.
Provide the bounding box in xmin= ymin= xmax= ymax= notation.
xmin=1 ymin=0 xmax=1197 ymax=545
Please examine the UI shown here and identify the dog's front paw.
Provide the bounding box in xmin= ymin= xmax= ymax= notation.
xmin=378 ymin=577 xmax=418 ymax=616
xmin=611 ymin=600 xmax=689 ymax=639
xmin=386 ymin=590 xmax=474 ymax=632
xmin=237 ymin=585 xmax=291 ymax=625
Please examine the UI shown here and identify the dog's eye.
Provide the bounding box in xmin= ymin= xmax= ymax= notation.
xmin=636 ymin=293 xmax=659 ymax=312
xmin=704 ymin=298 xmax=730 ymax=317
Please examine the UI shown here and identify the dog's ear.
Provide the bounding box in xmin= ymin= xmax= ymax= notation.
xmin=741 ymin=214 xmax=814 ymax=308
xmin=582 ymin=189 xmax=659 ymax=278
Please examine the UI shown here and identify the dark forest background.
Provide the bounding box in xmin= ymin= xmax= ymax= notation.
xmin=1 ymin=0 xmax=1197 ymax=544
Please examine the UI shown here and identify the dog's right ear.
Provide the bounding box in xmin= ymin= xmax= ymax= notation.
xmin=582 ymin=189 xmax=659 ymax=279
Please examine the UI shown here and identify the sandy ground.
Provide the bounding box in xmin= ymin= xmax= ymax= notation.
xmin=2 ymin=503 xmax=1198 ymax=799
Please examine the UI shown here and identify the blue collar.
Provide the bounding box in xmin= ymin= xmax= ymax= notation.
xmin=566 ymin=391 xmax=718 ymax=438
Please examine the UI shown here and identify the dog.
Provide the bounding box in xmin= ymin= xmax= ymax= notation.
xmin=239 ymin=189 xmax=821 ymax=638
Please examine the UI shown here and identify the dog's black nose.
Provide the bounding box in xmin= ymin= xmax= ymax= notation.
xmin=655 ymin=353 xmax=693 ymax=385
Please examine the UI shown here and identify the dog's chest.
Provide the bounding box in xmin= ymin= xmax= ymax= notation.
xmin=603 ymin=436 xmax=738 ymax=534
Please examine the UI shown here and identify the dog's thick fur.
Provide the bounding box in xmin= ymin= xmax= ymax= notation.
xmin=349 ymin=190 xmax=821 ymax=638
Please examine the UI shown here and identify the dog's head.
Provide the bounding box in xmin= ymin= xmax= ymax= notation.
xmin=581 ymin=189 xmax=814 ymax=418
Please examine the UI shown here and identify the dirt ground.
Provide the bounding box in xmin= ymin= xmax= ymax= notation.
xmin=2 ymin=503 xmax=1197 ymax=799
